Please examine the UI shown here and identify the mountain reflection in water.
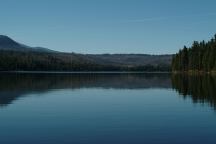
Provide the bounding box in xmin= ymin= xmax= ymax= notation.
xmin=0 ymin=73 xmax=171 ymax=106
xmin=0 ymin=73 xmax=216 ymax=111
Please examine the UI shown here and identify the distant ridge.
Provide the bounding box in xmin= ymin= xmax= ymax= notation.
xmin=0 ymin=35 xmax=21 ymax=49
xmin=0 ymin=35 xmax=172 ymax=71
xmin=0 ymin=35 xmax=55 ymax=53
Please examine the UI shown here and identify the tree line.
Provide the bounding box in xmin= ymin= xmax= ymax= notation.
xmin=172 ymin=34 xmax=216 ymax=72
xmin=0 ymin=50 xmax=170 ymax=72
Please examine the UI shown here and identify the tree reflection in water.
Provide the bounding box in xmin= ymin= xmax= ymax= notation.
xmin=1 ymin=73 xmax=216 ymax=111
xmin=172 ymin=74 xmax=216 ymax=110
xmin=0 ymin=73 xmax=171 ymax=107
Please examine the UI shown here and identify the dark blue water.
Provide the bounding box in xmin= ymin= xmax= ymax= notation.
xmin=0 ymin=73 xmax=215 ymax=144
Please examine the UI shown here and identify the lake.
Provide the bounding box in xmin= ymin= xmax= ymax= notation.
xmin=0 ymin=73 xmax=216 ymax=144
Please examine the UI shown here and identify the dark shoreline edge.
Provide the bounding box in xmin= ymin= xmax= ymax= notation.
xmin=0 ymin=71 xmax=171 ymax=74
xmin=172 ymin=71 xmax=216 ymax=75
xmin=1 ymin=71 xmax=215 ymax=75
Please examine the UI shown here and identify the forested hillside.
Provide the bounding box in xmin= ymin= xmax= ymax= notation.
xmin=0 ymin=50 xmax=171 ymax=71
xmin=172 ymin=34 xmax=216 ymax=72
xmin=0 ymin=35 xmax=171 ymax=72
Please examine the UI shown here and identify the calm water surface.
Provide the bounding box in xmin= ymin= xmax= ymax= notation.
xmin=0 ymin=73 xmax=216 ymax=144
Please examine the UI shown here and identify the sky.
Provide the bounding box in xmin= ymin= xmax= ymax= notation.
xmin=0 ymin=0 xmax=216 ymax=54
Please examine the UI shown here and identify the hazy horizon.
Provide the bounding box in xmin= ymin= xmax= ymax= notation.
xmin=1 ymin=0 xmax=216 ymax=54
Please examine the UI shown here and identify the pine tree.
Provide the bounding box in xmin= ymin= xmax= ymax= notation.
xmin=182 ymin=46 xmax=188 ymax=71
xmin=172 ymin=34 xmax=216 ymax=72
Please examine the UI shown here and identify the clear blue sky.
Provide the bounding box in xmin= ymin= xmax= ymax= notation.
xmin=1 ymin=0 xmax=216 ymax=54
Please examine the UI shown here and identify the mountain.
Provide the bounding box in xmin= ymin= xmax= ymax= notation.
xmin=0 ymin=35 xmax=55 ymax=53
xmin=0 ymin=35 xmax=172 ymax=71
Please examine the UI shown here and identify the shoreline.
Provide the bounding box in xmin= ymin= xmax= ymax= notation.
xmin=0 ymin=71 xmax=171 ymax=74
xmin=1 ymin=71 xmax=215 ymax=75
xmin=172 ymin=71 xmax=216 ymax=75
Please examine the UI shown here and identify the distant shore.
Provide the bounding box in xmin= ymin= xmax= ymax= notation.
xmin=2 ymin=71 xmax=216 ymax=75
xmin=0 ymin=71 xmax=171 ymax=74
